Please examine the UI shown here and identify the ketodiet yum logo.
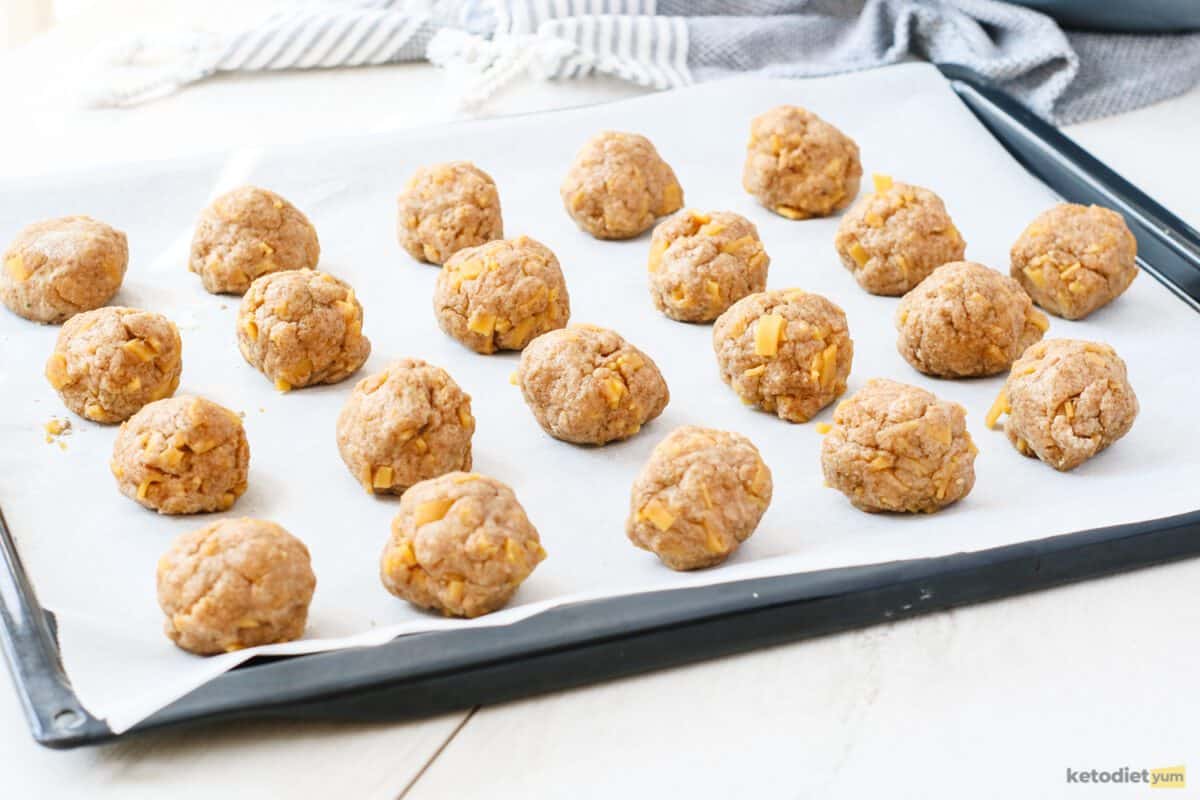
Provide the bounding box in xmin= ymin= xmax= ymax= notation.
xmin=1065 ymin=765 xmax=1185 ymax=788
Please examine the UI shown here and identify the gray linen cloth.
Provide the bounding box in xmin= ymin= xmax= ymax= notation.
xmin=664 ymin=0 xmax=1200 ymax=122
xmin=85 ymin=0 xmax=1200 ymax=124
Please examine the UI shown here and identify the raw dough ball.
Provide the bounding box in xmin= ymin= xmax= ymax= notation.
xmin=742 ymin=105 xmax=862 ymax=219
xmin=380 ymin=472 xmax=546 ymax=618
xmin=1010 ymin=203 xmax=1138 ymax=320
xmin=517 ymin=324 xmax=669 ymax=445
xmin=111 ymin=395 xmax=250 ymax=514
xmin=1 ymin=216 xmax=127 ymax=324
xmin=397 ymin=161 xmax=503 ymax=265
xmin=834 ymin=174 xmax=965 ymax=296
xmin=560 ymin=131 xmax=683 ymax=240
xmin=434 ymin=236 xmax=570 ymax=354
xmin=627 ymin=426 xmax=772 ymax=570
xmin=336 ymin=359 xmax=474 ymax=495
xmin=157 ymin=518 xmax=316 ymax=655
xmin=986 ymin=338 xmax=1137 ymax=471
xmin=189 ymin=185 xmax=319 ymax=295
xmin=236 ymin=269 xmax=370 ymax=390
xmin=821 ymin=378 xmax=976 ymax=513
xmin=647 ymin=209 xmax=770 ymax=322
xmin=45 ymin=306 xmax=182 ymax=423
xmin=896 ymin=261 xmax=1048 ymax=378
xmin=712 ymin=289 xmax=853 ymax=423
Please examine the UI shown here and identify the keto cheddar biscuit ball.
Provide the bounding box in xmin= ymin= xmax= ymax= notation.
xmin=434 ymin=236 xmax=570 ymax=354
xmin=111 ymin=395 xmax=250 ymax=515
xmin=1 ymin=216 xmax=127 ymax=324
xmin=896 ymin=261 xmax=1048 ymax=378
xmin=647 ymin=209 xmax=770 ymax=323
xmin=560 ymin=131 xmax=683 ymax=240
xmin=627 ymin=426 xmax=772 ymax=571
xmin=336 ymin=359 xmax=474 ymax=495
xmin=397 ymin=161 xmax=503 ymax=265
xmin=743 ymin=105 xmax=862 ymax=220
xmin=712 ymin=289 xmax=853 ymax=423
xmin=834 ymin=174 xmax=965 ymax=296
xmin=516 ymin=324 xmax=669 ymax=445
xmin=236 ymin=269 xmax=370 ymax=391
xmin=821 ymin=379 xmax=976 ymax=514
xmin=986 ymin=338 xmax=1138 ymax=471
xmin=157 ymin=518 xmax=316 ymax=655
xmin=380 ymin=472 xmax=546 ymax=618
xmin=1010 ymin=203 xmax=1138 ymax=320
xmin=45 ymin=306 xmax=182 ymax=423
xmin=189 ymin=186 xmax=320 ymax=295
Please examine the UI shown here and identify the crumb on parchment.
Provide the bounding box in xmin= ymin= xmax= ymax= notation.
xmin=45 ymin=416 xmax=72 ymax=449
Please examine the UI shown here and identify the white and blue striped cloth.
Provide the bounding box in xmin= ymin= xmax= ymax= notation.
xmin=84 ymin=0 xmax=1200 ymax=124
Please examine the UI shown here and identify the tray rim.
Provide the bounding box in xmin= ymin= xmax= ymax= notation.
xmin=4 ymin=64 xmax=1200 ymax=749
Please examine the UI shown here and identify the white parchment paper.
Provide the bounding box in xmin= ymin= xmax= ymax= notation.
xmin=2 ymin=64 xmax=1198 ymax=734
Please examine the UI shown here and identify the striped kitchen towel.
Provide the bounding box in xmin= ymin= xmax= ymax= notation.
xmin=82 ymin=0 xmax=1200 ymax=124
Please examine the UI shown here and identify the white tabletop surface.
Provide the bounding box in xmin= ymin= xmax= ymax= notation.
xmin=3 ymin=3 xmax=1199 ymax=797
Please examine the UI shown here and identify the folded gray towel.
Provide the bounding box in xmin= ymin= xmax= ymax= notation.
xmin=84 ymin=0 xmax=1200 ymax=124
xmin=492 ymin=0 xmax=1200 ymax=123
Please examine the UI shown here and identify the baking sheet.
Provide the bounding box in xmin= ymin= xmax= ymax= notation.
xmin=1 ymin=64 xmax=1197 ymax=734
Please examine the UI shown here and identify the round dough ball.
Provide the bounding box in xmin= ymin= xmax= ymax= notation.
xmin=821 ymin=378 xmax=977 ymax=513
xmin=987 ymin=338 xmax=1137 ymax=471
xmin=336 ymin=359 xmax=474 ymax=495
xmin=517 ymin=324 xmax=669 ymax=445
xmin=896 ymin=261 xmax=1048 ymax=378
xmin=434 ymin=236 xmax=570 ymax=354
xmin=712 ymin=289 xmax=853 ymax=423
xmin=397 ymin=161 xmax=503 ymax=265
xmin=560 ymin=131 xmax=684 ymax=240
xmin=627 ymin=426 xmax=772 ymax=571
xmin=45 ymin=306 xmax=182 ymax=423
xmin=157 ymin=518 xmax=316 ymax=655
xmin=647 ymin=209 xmax=770 ymax=322
xmin=111 ymin=395 xmax=250 ymax=514
xmin=1 ymin=216 xmax=127 ymax=324
xmin=236 ymin=269 xmax=370 ymax=391
xmin=1010 ymin=203 xmax=1137 ymax=320
xmin=188 ymin=185 xmax=320 ymax=295
xmin=742 ymin=105 xmax=862 ymax=220
xmin=380 ymin=472 xmax=545 ymax=618
xmin=834 ymin=175 xmax=965 ymax=296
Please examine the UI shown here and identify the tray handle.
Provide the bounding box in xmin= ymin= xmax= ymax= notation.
xmin=0 ymin=509 xmax=109 ymax=746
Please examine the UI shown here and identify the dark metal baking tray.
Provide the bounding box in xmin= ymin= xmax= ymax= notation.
xmin=4 ymin=65 xmax=1200 ymax=749
xmin=1012 ymin=0 xmax=1200 ymax=33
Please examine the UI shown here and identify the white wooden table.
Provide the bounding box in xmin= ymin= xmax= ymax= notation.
xmin=3 ymin=4 xmax=1199 ymax=797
